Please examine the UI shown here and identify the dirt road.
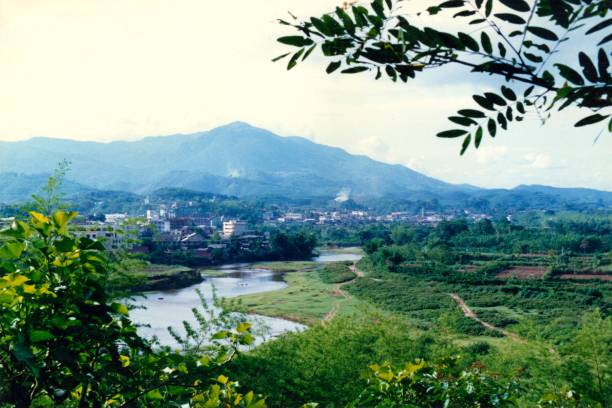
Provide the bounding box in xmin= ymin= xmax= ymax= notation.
xmin=322 ymin=264 xmax=363 ymax=323
xmin=449 ymin=293 xmax=524 ymax=342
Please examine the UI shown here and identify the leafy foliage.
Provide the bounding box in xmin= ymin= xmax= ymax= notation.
xmin=275 ymin=0 xmax=611 ymax=153
xmin=352 ymin=357 xmax=519 ymax=407
xmin=318 ymin=261 xmax=357 ymax=283
xmin=0 ymin=210 xmax=264 ymax=407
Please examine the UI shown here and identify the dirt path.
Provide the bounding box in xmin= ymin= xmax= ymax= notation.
xmin=449 ymin=293 xmax=525 ymax=343
xmin=322 ymin=264 xmax=363 ymax=324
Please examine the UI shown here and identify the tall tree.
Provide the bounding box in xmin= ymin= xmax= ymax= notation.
xmin=274 ymin=0 xmax=611 ymax=154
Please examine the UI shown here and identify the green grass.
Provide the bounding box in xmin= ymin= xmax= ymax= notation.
xmin=318 ymin=262 xmax=356 ymax=284
xmin=249 ymin=261 xmax=317 ymax=272
xmin=317 ymin=246 xmax=364 ymax=254
xmin=123 ymin=261 xmax=193 ymax=277
xmin=199 ymin=269 xmax=227 ymax=277
xmin=229 ymin=269 xmax=364 ymax=325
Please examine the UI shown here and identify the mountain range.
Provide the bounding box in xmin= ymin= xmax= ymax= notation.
xmin=1 ymin=121 xmax=611 ymax=208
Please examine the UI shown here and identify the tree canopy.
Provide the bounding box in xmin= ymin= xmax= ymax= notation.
xmin=274 ymin=0 xmax=611 ymax=154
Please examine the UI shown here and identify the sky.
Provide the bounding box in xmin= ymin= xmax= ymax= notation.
xmin=0 ymin=0 xmax=610 ymax=190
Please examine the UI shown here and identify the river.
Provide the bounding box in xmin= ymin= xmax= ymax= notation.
xmin=129 ymin=248 xmax=363 ymax=348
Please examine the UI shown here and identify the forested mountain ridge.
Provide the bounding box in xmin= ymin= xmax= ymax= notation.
xmin=1 ymin=122 xmax=611 ymax=208
xmin=0 ymin=122 xmax=451 ymax=198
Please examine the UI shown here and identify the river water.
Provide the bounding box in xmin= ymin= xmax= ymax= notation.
xmin=129 ymin=248 xmax=362 ymax=348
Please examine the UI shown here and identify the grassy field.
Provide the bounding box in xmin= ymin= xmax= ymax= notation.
xmin=136 ymin=264 xmax=194 ymax=277
xmin=249 ymin=261 xmax=318 ymax=272
xmin=229 ymin=269 xmax=364 ymax=325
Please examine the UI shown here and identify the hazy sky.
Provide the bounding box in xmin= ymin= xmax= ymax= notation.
xmin=1 ymin=0 xmax=610 ymax=190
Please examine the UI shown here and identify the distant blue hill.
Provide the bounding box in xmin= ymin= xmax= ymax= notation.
xmin=0 ymin=122 xmax=611 ymax=208
xmin=0 ymin=122 xmax=454 ymax=199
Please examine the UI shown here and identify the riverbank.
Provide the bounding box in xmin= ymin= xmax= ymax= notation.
xmin=228 ymin=263 xmax=365 ymax=326
xmin=126 ymin=263 xmax=204 ymax=292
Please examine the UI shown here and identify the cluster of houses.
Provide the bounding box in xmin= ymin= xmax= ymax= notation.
xmin=269 ymin=209 xmax=490 ymax=226
xmin=65 ymin=207 xmax=269 ymax=260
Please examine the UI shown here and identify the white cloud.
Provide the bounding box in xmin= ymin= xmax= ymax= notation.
xmin=354 ymin=136 xmax=390 ymax=159
xmin=474 ymin=146 xmax=509 ymax=164
xmin=523 ymin=153 xmax=553 ymax=169
xmin=0 ymin=0 xmax=610 ymax=190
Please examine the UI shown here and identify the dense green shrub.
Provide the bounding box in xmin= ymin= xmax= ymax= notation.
xmin=318 ymin=262 xmax=356 ymax=284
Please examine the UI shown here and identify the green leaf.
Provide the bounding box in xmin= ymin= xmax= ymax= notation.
xmin=458 ymin=109 xmax=486 ymax=118
xmin=494 ymin=13 xmax=525 ymax=24
xmin=212 ymin=330 xmax=231 ymax=340
xmin=341 ymin=66 xmax=369 ymax=74
xmin=271 ymin=53 xmax=290 ymax=62
xmin=499 ymin=0 xmax=530 ymax=12
xmin=237 ymin=322 xmax=252 ymax=333
xmin=449 ymin=116 xmax=477 ymax=126
xmin=302 ymin=44 xmax=316 ymax=61
xmin=53 ymin=211 xmax=77 ymax=229
xmin=111 ymin=303 xmax=129 ymax=316
xmin=497 ymin=112 xmax=508 ymax=129
xmin=30 ymin=330 xmax=55 ymax=343
xmin=454 ymin=10 xmax=477 ymax=18
xmin=523 ymin=85 xmax=534 ymax=97
xmin=460 ymin=134 xmax=472 ymax=155
xmin=598 ymin=48 xmax=610 ymax=80
xmin=597 ymin=33 xmax=612 ymax=47
xmin=527 ymin=26 xmax=558 ymax=41
xmin=555 ymin=64 xmax=585 ymax=85
xmin=310 ymin=17 xmax=331 ymax=36
xmin=578 ymin=52 xmax=598 ymax=82
xmin=474 ymin=126 xmax=483 ymax=148
xmin=55 ymin=237 xmax=76 ymax=252
xmin=326 ymin=61 xmax=342 ymax=74
xmin=439 ymin=0 xmax=464 ymax=8
xmin=480 ymin=32 xmax=492 ymax=54
xmin=371 ymin=0 xmax=385 ymax=18
xmin=29 ymin=393 xmax=54 ymax=408
xmin=145 ymin=390 xmax=164 ymax=401
xmin=437 ymin=129 xmax=469 ymax=138
xmin=484 ymin=0 xmax=492 ymax=16
xmin=458 ymin=32 xmax=479 ymax=51
xmin=487 ymin=118 xmax=497 ymax=137
xmin=585 ymin=18 xmax=612 ymax=35
xmin=277 ymin=36 xmax=314 ymax=47
xmin=574 ymin=114 xmax=609 ymax=127
xmin=501 ymin=86 xmax=516 ymax=101
xmin=484 ymin=92 xmax=507 ymax=106
xmin=336 ymin=7 xmax=355 ymax=35
xmin=0 ymin=241 xmax=25 ymax=259
xmin=523 ymin=52 xmax=543 ymax=63
xmin=473 ymin=95 xmax=495 ymax=110
xmin=287 ymin=49 xmax=305 ymax=70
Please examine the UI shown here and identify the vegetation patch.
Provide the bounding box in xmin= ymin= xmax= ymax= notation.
xmin=229 ymin=269 xmax=363 ymax=325
xmin=317 ymin=262 xmax=356 ymax=284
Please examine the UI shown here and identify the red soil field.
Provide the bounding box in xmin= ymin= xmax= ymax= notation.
xmin=496 ymin=266 xmax=546 ymax=279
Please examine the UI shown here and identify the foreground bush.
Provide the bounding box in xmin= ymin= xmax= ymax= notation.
xmin=0 ymin=210 xmax=264 ymax=407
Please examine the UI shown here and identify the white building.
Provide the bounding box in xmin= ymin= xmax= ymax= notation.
xmin=222 ymin=220 xmax=247 ymax=239
xmin=105 ymin=213 xmax=128 ymax=225
xmin=0 ymin=217 xmax=15 ymax=230
xmin=76 ymin=224 xmax=125 ymax=250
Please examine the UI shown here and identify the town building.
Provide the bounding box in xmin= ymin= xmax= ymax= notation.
xmin=222 ymin=220 xmax=247 ymax=238
xmin=0 ymin=217 xmax=15 ymax=230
